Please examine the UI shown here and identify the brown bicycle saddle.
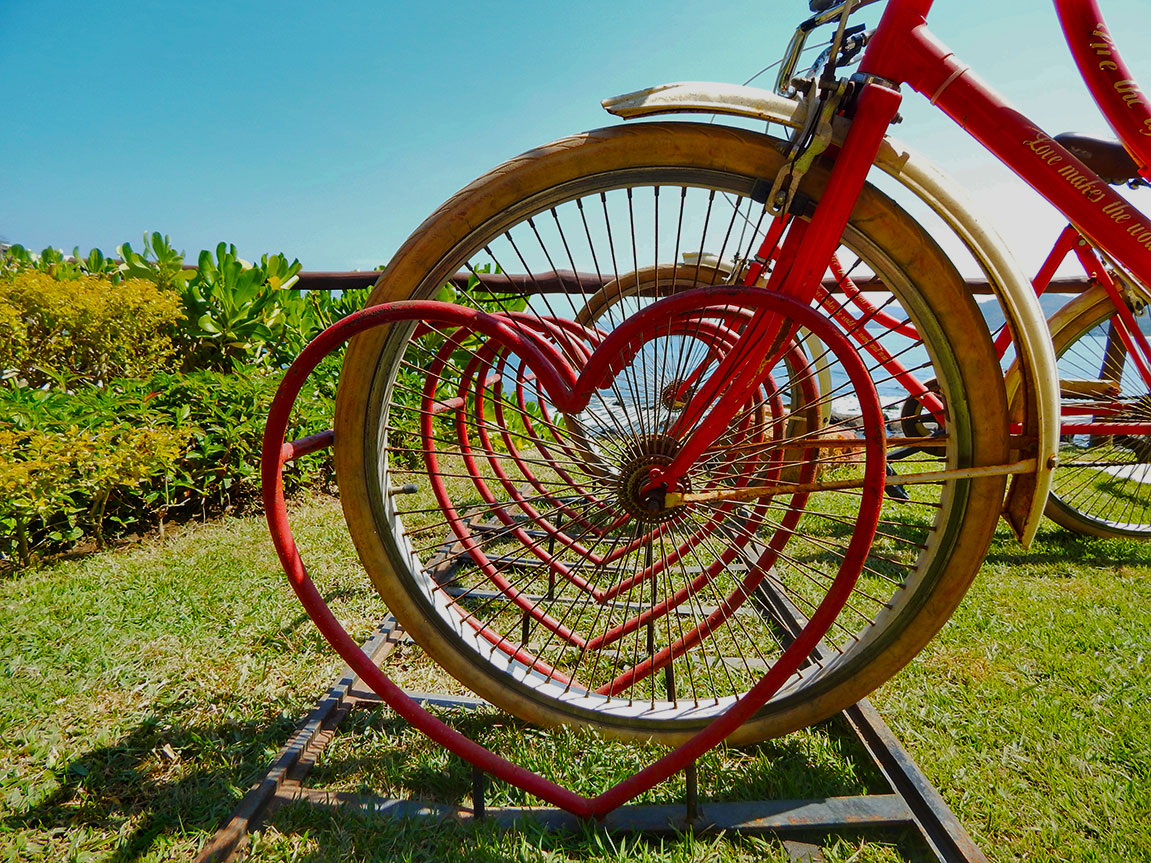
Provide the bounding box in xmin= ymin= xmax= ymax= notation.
xmin=1055 ymin=132 xmax=1143 ymax=185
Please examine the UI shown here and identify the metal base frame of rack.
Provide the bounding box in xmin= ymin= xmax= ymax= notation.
xmin=194 ymin=612 xmax=988 ymax=863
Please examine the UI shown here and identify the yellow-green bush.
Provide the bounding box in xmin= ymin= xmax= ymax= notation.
xmin=0 ymin=425 xmax=188 ymax=566
xmin=0 ymin=271 xmax=183 ymax=385
xmin=0 ymin=302 xmax=27 ymax=370
xmin=0 ymin=239 xmax=345 ymax=570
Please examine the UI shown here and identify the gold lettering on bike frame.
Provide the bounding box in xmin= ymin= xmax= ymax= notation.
xmin=1023 ymin=128 xmax=1151 ymax=252
xmin=1022 ymin=130 xmax=1064 ymax=166
xmin=1023 ymin=129 xmax=1105 ymax=203
xmin=1100 ymin=199 xmax=1151 ymax=250
xmin=1092 ymin=24 xmax=1151 ymax=137
xmin=1103 ymin=200 xmax=1132 ymax=225
xmin=1056 ymin=163 xmax=1106 ymax=203
xmin=1090 ymin=24 xmax=1118 ymax=71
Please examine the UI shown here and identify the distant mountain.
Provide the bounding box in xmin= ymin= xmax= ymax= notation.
xmin=975 ymin=292 xmax=1081 ymax=336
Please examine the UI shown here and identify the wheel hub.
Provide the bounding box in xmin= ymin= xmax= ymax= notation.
xmin=614 ymin=435 xmax=689 ymax=523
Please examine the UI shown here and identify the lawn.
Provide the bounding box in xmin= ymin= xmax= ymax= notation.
xmin=0 ymin=496 xmax=1147 ymax=862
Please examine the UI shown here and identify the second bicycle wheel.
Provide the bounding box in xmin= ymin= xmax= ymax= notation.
xmin=1045 ymin=287 xmax=1151 ymax=537
xmin=335 ymin=122 xmax=1012 ymax=744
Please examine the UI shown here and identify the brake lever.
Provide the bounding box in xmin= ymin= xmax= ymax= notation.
xmin=838 ymin=25 xmax=872 ymax=65
xmin=808 ymin=24 xmax=869 ymax=81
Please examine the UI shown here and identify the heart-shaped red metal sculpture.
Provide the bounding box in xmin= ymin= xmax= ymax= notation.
xmin=415 ymin=304 xmax=824 ymax=696
xmin=263 ymin=288 xmax=885 ymax=818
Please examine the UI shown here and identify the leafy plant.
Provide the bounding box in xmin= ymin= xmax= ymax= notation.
xmin=0 ymin=358 xmax=340 ymax=569
xmin=0 ymin=424 xmax=187 ymax=566
xmin=116 ymin=232 xmax=192 ymax=291
xmin=0 ymin=270 xmax=183 ymax=386
xmin=174 ymin=243 xmax=302 ymax=370
xmin=0 ymin=243 xmax=121 ymax=280
xmin=0 ymin=233 xmax=402 ymax=569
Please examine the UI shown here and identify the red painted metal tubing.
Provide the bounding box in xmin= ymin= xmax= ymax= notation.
xmin=280 ymin=429 xmax=335 ymax=462
xmin=262 ymin=302 xmax=593 ymax=816
xmin=1056 ymin=0 xmax=1151 ymax=178
xmin=584 ymin=289 xmax=888 ymax=814
xmin=827 ymin=254 xmax=919 ymax=341
xmin=392 ymin=300 xmax=802 ymax=690
xmin=262 ymin=292 xmax=885 ymax=818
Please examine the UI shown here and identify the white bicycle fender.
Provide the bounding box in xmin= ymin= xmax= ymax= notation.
xmin=604 ymin=81 xmax=812 ymax=127
xmin=604 ymin=81 xmax=1059 ymax=545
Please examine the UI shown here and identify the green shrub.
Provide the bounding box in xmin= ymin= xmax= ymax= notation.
xmin=174 ymin=243 xmax=303 ymax=370
xmin=139 ymin=362 xmax=338 ymax=511
xmin=0 ymin=270 xmax=183 ymax=386
xmin=0 ymin=234 xmax=380 ymax=570
xmin=0 ymin=424 xmax=187 ymax=566
xmin=0 ymin=236 xmax=373 ymax=375
xmin=0 ymin=301 xmax=27 ymax=370
xmin=0 ymin=243 xmax=119 ymax=280
xmin=116 ymin=232 xmax=193 ymax=291
xmin=0 ymin=361 xmax=338 ymax=570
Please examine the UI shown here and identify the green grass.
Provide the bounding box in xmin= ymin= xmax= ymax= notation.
xmin=871 ymin=528 xmax=1151 ymax=859
xmin=0 ymin=497 xmax=1148 ymax=862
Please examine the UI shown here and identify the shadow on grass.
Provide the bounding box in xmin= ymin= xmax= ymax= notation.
xmin=263 ymin=801 xmax=933 ymax=863
xmin=304 ymin=707 xmax=892 ymax=805
xmin=982 ymin=522 xmax=1151 ymax=570
xmin=5 ymin=693 xmax=936 ymax=861
xmin=4 ymin=710 xmax=295 ymax=862
xmin=254 ymin=587 xmax=364 ymax=649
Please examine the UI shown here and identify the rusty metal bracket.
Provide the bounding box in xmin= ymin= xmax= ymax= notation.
xmin=193 ymin=619 xmax=407 ymax=863
xmin=765 ymin=78 xmax=845 ymax=217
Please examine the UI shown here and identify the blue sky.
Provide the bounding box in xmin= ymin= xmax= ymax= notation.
xmin=2 ymin=1 xmax=1150 ymax=273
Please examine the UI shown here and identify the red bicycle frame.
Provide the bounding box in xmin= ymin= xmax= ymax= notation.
xmin=649 ymin=0 xmax=1151 ymax=500
xmin=862 ymin=0 xmax=1151 ymax=281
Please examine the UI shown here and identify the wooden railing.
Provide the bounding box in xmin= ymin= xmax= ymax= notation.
xmin=293 ymin=271 xmax=1093 ymax=295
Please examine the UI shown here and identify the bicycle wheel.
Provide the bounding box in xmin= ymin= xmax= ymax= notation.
xmin=335 ymin=122 xmax=1012 ymax=744
xmin=1045 ymin=289 xmax=1151 ymax=537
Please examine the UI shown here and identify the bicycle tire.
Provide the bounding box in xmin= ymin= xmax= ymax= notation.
xmin=1045 ymin=289 xmax=1151 ymax=538
xmin=334 ymin=122 xmax=1012 ymax=744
